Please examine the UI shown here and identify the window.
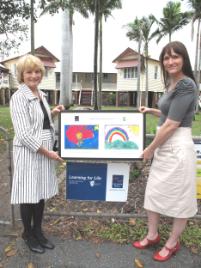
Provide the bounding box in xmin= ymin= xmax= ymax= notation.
xmin=85 ymin=73 xmax=93 ymax=80
xmin=124 ymin=67 xmax=138 ymax=79
xmin=73 ymin=73 xmax=76 ymax=82
xmin=44 ymin=67 xmax=49 ymax=77
xmin=103 ymin=73 xmax=109 ymax=82
xmin=103 ymin=73 xmax=108 ymax=79
xmin=11 ymin=64 xmax=17 ymax=76
xmin=154 ymin=66 xmax=158 ymax=79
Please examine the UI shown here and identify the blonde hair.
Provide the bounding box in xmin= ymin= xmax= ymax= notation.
xmin=16 ymin=54 xmax=45 ymax=83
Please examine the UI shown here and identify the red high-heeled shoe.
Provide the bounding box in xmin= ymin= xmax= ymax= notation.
xmin=132 ymin=234 xmax=160 ymax=249
xmin=153 ymin=241 xmax=180 ymax=262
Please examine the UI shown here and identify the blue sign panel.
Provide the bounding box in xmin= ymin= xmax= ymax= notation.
xmin=112 ymin=175 xmax=124 ymax=188
xmin=66 ymin=162 xmax=107 ymax=201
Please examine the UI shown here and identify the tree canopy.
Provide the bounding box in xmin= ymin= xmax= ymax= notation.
xmin=0 ymin=0 xmax=30 ymax=56
xmin=153 ymin=1 xmax=190 ymax=43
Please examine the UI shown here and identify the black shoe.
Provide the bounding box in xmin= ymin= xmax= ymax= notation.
xmin=33 ymin=231 xmax=55 ymax=250
xmin=22 ymin=232 xmax=45 ymax=254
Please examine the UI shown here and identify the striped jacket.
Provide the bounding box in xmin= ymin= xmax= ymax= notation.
xmin=10 ymin=83 xmax=55 ymax=152
xmin=10 ymin=84 xmax=58 ymax=204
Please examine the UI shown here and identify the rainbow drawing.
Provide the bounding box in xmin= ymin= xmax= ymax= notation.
xmin=105 ymin=127 xmax=129 ymax=143
xmin=104 ymin=126 xmax=139 ymax=150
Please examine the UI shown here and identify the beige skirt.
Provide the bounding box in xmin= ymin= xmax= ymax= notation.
xmin=144 ymin=127 xmax=197 ymax=218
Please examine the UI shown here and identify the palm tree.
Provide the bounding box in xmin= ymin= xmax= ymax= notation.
xmin=126 ymin=15 xmax=156 ymax=107
xmin=60 ymin=9 xmax=73 ymax=107
xmin=98 ymin=0 xmax=122 ymax=109
xmin=140 ymin=15 xmax=156 ymax=107
xmin=126 ymin=17 xmax=142 ymax=108
xmin=186 ymin=0 xmax=201 ymax=87
xmin=153 ymin=1 xmax=190 ymax=43
xmin=40 ymin=0 xmax=89 ymax=107
xmin=86 ymin=0 xmax=122 ymax=109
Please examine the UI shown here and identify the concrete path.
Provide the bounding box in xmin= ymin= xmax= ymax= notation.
xmin=1 ymin=230 xmax=201 ymax=268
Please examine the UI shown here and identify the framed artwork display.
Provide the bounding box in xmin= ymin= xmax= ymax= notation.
xmin=59 ymin=110 xmax=145 ymax=160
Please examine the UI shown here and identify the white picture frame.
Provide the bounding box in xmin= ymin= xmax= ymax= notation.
xmin=59 ymin=110 xmax=145 ymax=160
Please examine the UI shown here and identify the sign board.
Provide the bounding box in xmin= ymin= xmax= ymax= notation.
xmin=66 ymin=162 xmax=130 ymax=202
xmin=59 ymin=111 xmax=145 ymax=160
xmin=105 ymin=163 xmax=130 ymax=202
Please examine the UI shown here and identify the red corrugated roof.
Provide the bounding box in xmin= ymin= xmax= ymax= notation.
xmin=115 ymin=60 xmax=138 ymax=69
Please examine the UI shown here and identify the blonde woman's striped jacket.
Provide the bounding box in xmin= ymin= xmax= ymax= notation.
xmin=10 ymin=84 xmax=58 ymax=204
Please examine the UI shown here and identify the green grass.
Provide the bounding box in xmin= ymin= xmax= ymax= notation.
xmin=192 ymin=113 xmax=201 ymax=136
xmin=144 ymin=113 xmax=201 ymax=136
xmin=77 ymin=105 xmax=201 ymax=136
xmin=75 ymin=218 xmax=201 ymax=253
xmin=0 ymin=105 xmax=201 ymax=139
xmin=0 ymin=106 xmax=13 ymax=139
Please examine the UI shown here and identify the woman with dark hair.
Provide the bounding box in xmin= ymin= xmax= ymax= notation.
xmin=132 ymin=41 xmax=198 ymax=262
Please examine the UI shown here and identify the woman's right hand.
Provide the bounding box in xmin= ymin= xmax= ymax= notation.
xmin=139 ymin=106 xmax=151 ymax=114
xmin=48 ymin=151 xmax=63 ymax=162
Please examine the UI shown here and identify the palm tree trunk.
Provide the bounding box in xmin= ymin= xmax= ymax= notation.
xmin=194 ymin=19 xmax=201 ymax=85
xmin=30 ymin=0 xmax=35 ymax=54
xmin=137 ymin=34 xmax=142 ymax=108
xmin=198 ymin=26 xmax=201 ymax=90
xmin=59 ymin=9 xmax=72 ymax=107
xmin=69 ymin=13 xmax=73 ymax=106
xmin=169 ymin=32 xmax=171 ymax=42
xmin=145 ymin=43 xmax=149 ymax=107
xmin=93 ymin=0 xmax=99 ymax=110
xmin=98 ymin=15 xmax=103 ymax=110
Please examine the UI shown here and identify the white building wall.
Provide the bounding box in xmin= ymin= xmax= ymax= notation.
xmin=116 ymin=60 xmax=164 ymax=93
xmin=116 ymin=69 xmax=138 ymax=91
xmin=39 ymin=68 xmax=56 ymax=90
xmin=148 ymin=62 xmax=164 ymax=92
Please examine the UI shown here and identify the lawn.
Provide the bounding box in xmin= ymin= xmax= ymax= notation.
xmin=0 ymin=105 xmax=200 ymax=138
xmin=0 ymin=106 xmax=13 ymax=138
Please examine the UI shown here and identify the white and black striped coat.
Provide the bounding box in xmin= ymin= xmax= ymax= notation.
xmin=10 ymin=84 xmax=58 ymax=204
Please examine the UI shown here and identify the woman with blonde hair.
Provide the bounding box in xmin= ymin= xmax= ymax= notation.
xmin=10 ymin=54 xmax=64 ymax=254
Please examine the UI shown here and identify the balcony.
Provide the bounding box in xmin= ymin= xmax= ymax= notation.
xmin=72 ymin=82 xmax=117 ymax=92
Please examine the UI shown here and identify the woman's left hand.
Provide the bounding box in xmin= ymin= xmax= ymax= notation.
xmin=51 ymin=105 xmax=65 ymax=117
xmin=141 ymin=147 xmax=154 ymax=161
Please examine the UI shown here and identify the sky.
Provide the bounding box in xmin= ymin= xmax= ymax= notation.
xmin=17 ymin=0 xmax=195 ymax=73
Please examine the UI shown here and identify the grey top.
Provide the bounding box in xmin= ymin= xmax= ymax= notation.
xmin=158 ymin=77 xmax=198 ymax=127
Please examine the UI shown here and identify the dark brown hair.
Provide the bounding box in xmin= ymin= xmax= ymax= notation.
xmin=159 ymin=41 xmax=196 ymax=87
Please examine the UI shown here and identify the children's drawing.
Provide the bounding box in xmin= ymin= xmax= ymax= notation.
xmin=64 ymin=125 xmax=99 ymax=149
xmin=105 ymin=125 xmax=139 ymax=149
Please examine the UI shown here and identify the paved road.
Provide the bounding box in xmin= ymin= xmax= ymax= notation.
xmin=1 ymin=229 xmax=201 ymax=268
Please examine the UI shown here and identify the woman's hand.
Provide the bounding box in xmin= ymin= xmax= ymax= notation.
xmin=139 ymin=106 xmax=161 ymax=117
xmin=48 ymin=151 xmax=63 ymax=162
xmin=141 ymin=146 xmax=154 ymax=160
xmin=139 ymin=106 xmax=151 ymax=114
xmin=38 ymin=146 xmax=63 ymax=161
xmin=51 ymin=105 xmax=65 ymax=117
